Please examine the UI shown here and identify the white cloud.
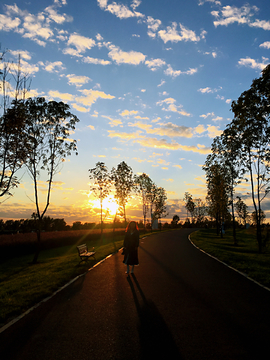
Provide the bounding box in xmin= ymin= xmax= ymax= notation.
xmin=158 ymin=22 xmax=200 ymax=43
xmin=250 ymin=19 xmax=270 ymax=31
xmin=83 ymin=56 xmax=111 ymax=65
xmin=145 ymin=58 xmax=166 ymax=71
xmin=200 ymin=112 xmax=215 ymax=119
xmin=66 ymin=33 xmax=96 ymax=54
xmin=260 ymin=41 xmax=270 ymax=49
xmin=198 ymin=86 xmax=221 ymax=93
xmin=97 ymin=0 xmax=143 ymax=19
xmin=199 ymin=0 xmax=221 ymax=5
xmin=0 ymin=14 xmax=21 ymax=31
xmin=156 ymin=98 xmax=191 ymax=116
xmin=44 ymin=5 xmax=73 ymax=24
xmin=211 ymin=5 xmax=261 ymax=28
xmin=40 ymin=60 xmax=65 ymax=73
xmin=120 ymin=110 xmax=138 ymax=117
xmin=108 ymin=45 xmax=146 ymax=65
xmin=164 ymin=65 xmax=197 ymax=78
xmin=206 ymin=125 xmax=222 ymax=138
xmin=157 ymin=80 xmax=166 ymax=87
xmin=66 ymin=74 xmax=91 ymax=87
xmin=238 ymin=57 xmax=269 ymax=71
xmin=9 ymin=50 xmax=32 ymax=60
xmin=76 ymin=89 xmax=115 ymax=108
xmin=49 ymin=90 xmax=74 ymax=101
xmin=102 ymin=115 xmax=123 ymax=127
xmin=145 ymin=16 xmax=162 ymax=38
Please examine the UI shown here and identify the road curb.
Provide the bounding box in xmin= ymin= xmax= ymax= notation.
xmin=188 ymin=234 xmax=270 ymax=293
xmin=0 ymin=249 xmax=122 ymax=334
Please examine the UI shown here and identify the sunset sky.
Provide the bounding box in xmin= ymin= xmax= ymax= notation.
xmin=1 ymin=0 xmax=270 ymax=224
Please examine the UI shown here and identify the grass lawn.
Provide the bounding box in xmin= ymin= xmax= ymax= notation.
xmin=0 ymin=234 xmax=125 ymax=327
xmin=190 ymin=228 xmax=270 ymax=290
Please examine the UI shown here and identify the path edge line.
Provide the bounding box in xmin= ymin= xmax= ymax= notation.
xmin=188 ymin=234 xmax=270 ymax=293
xmin=0 ymin=249 xmax=123 ymax=334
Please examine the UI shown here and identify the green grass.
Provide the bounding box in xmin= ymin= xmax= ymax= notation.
xmin=190 ymin=228 xmax=270 ymax=289
xmin=0 ymin=235 xmax=124 ymax=326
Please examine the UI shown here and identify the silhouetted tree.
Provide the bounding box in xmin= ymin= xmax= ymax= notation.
xmin=231 ymin=64 xmax=270 ymax=252
xmin=89 ymin=162 xmax=111 ymax=237
xmin=111 ymin=161 xmax=134 ymax=225
xmin=0 ymin=54 xmax=31 ymax=199
xmin=235 ymin=196 xmax=249 ymax=227
xmin=24 ymin=97 xmax=79 ymax=263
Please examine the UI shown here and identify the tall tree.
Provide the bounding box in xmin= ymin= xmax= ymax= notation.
xmin=235 ymin=196 xmax=249 ymax=227
xmin=24 ymin=97 xmax=79 ymax=263
xmin=135 ymin=173 xmax=153 ymax=231
xmin=0 ymin=54 xmax=31 ymax=199
xmin=203 ymin=163 xmax=229 ymax=237
xmin=231 ymin=64 xmax=270 ymax=252
xmin=153 ymin=187 xmax=167 ymax=228
xmin=204 ymin=127 xmax=243 ymax=245
xmin=147 ymin=182 xmax=158 ymax=230
xmin=111 ymin=161 xmax=134 ymax=225
xmin=89 ymin=162 xmax=111 ymax=237
xmin=183 ymin=192 xmax=195 ymax=222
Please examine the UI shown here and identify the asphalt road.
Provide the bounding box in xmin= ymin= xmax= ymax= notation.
xmin=1 ymin=229 xmax=270 ymax=360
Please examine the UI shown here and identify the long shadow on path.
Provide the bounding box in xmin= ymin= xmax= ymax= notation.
xmin=127 ymin=274 xmax=183 ymax=360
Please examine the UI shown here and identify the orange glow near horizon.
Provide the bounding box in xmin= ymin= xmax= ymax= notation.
xmin=88 ymin=196 xmax=119 ymax=219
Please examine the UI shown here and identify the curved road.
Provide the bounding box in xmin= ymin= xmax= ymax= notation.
xmin=1 ymin=229 xmax=270 ymax=359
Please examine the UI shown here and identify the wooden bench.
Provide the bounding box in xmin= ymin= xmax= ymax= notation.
xmin=77 ymin=244 xmax=96 ymax=262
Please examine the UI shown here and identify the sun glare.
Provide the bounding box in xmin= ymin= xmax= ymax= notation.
xmin=89 ymin=196 xmax=119 ymax=216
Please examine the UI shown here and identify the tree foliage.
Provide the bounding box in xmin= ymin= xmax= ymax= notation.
xmin=0 ymin=54 xmax=31 ymax=198
xmin=23 ymin=97 xmax=79 ymax=263
xmin=89 ymin=162 xmax=111 ymax=236
xmin=203 ymin=163 xmax=230 ymax=236
xmin=235 ymin=196 xmax=249 ymax=226
xmin=230 ymin=64 xmax=270 ymax=251
xmin=134 ymin=173 xmax=152 ymax=230
xmin=111 ymin=161 xmax=134 ymax=224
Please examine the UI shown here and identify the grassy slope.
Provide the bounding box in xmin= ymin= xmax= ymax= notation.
xmin=0 ymin=236 xmax=124 ymax=326
xmin=190 ymin=228 xmax=270 ymax=289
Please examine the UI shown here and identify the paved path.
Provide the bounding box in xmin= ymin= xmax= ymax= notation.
xmin=1 ymin=229 xmax=270 ymax=359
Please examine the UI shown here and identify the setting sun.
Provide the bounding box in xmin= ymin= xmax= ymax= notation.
xmin=89 ymin=196 xmax=119 ymax=218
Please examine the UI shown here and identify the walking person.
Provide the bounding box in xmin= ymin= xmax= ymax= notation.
xmin=123 ymin=221 xmax=139 ymax=274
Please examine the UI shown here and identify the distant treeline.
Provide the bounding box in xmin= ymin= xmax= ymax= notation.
xmin=0 ymin=217 xmax=147 ymax=234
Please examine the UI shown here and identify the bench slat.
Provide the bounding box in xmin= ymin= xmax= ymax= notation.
xmin=77 ymin=244 xmax=96 ymax=262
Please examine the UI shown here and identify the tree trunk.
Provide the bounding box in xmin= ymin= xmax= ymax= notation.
xmin=231 ymin=193 xmax=237 ymax=245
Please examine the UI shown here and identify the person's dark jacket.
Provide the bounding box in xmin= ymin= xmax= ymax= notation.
xmin=123 ymin=230 xmax=139 ymax=265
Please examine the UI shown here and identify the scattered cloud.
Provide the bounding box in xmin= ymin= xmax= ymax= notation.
xmin=107 ymin=45 xmax=146 ymax=65
xmin=97 ymin=0 xmax=143 ymax=19
xmin=145 ymin=58 xmax=166 ymax=71
xmin=211 ymin=5 xmax=259 ymax=27
xmin=76 ymin=89 xmax=115 ymax=108
xmin=259 ymin=41 xmax=270 ymax=49
xmin=102 ymin=115 xmax=123 ymax=127
xmin=158 ymin=22 xmax=201 ymax=43
xmin=156 ymin=98 xmax=191 ymax=116
xmin=83 ymin=56 xmax=111 ymax=65
xmin=48 ymin=90 xmax=74 ymax=101
xmin=198 ymin=86 xmax=221 ymax=93
xmin=238 ymin=57 xmax=269 ymax=71
xmin=120 ymin=110 xmax=138 ymax=117
xmin=65 ymin=33 xmax=95 ymax=56
xmin=66 ymin=74 xmax=91 ymax=87
xmin=40 ymin=60 xmax=65 ymax=73
xmin=164 ymin=64 xmax=197 ymax=78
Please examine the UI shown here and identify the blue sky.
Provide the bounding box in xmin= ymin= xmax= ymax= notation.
xmin=1 ymin=0 xmax=270 ymax=224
